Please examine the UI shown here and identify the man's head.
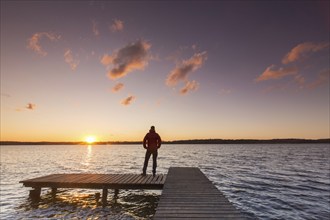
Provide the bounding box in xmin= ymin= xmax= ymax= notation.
xmin=150 ymin=126 xmax=155 ymax=132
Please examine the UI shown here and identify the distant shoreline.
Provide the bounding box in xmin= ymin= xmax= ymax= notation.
xmin=1 ymin=138 xmax=329 ymax=145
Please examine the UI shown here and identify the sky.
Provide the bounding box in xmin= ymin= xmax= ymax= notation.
xmin=1 ymin=1 xmax=329 ymax=142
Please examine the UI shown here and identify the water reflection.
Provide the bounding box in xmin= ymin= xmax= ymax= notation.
xmin=81 ymin=145 xmax=93 ymax=169
xmin=17 ymin=189 xmax=159 ymax=219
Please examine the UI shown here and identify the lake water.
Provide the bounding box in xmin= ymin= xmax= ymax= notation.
xmin=0 ymin=144 xmax=329 ymax=219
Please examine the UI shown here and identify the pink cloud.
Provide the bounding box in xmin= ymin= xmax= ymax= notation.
xmin=100 ymin=54 xmax=113 ymax=65
xmin=282 ymin=42 xmax=329 ymax=64
xmin=64 ymin=49 xmax=79 ymax=71
xmin=26 ymin=103 xmax=36 ymax=110
xmin=110 ymin=19 xmax=124 ymax=32
xmin=166 ymin=51 xmax=207 ymax=86
xmin=256 ymin=65 xmax=298 ymax=82
xmin=112 ymin=83 xmax=124 ymax=93
xmin=180 ymin=80 xmax=199 ymax=95
xmin=27 ymin=32 xmax=61 ymax=56
xmin=121 ymin=95 xmax=136 ymax=106
xmin=101 ymin=40 xmax=151 ymax=80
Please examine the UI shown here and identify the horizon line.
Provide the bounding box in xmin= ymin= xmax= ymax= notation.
xmin=1 ymin=138 xmax=329 ymax=145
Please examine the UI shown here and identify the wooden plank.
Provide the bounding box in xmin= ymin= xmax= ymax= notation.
xmin=114 ymin=174 xmax=129 ymax=183
xmin=150 ymin=175 xmax=161 ymax=184
xmin=125 ymin=174 xmax=142 ymax=184
xmin=131 ymin=174 xmax=147 ymax=184
xmin=78 ymin=174 xmax=94 ymax=183
xmin=59 ymin=174 xmax=82 ymax=183
xmin=154 ymin=167 xmax=245 ymax=220
xmin=127 ymin=174 xmax=143 ymax=184
xmin=106 ymin=174 xmax=120 ymax=183
xmin=104 ymin=174 xmax=122 ymax=183
xmin=121 ymin=174 xmax=136 ymax=183
xmin=156 ymin=174 xmax=166 ymax=184
xmin=136 ymin=175 xmax=149 ymax=184
xmin=20 ymin=173 xmax=166 ymax=190
xmin=90 ymin=174 xmax=105 ymax=182
xmin=66 ymin=174 xmax=90 ymax=183
xmin=142 ymin=174 xmax=154 ymax=184
xmin=101 ymin=174 xmax=116 ymax=183
xmin=89 ymin=174 xmax=109 ymax=183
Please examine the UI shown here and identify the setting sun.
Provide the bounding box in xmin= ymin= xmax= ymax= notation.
xmin=85 ymin=136 xmax=96 ymax=144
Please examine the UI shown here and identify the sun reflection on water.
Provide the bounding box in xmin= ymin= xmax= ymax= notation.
xmin=81 ymin=145 xmax=93 ymax=169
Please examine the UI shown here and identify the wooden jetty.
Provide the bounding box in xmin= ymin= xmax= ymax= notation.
xmin=154 ymin=167 xmax=245 ymax=219
xmin=20 ymin=173 xmax=166 ymax=205
xmin=20 ymin=167 xmax=245 ymax=219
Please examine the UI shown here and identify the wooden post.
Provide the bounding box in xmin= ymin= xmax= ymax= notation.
xmin=102 ymin=188 xmax=108 ymax=207
xmin=29 ymin=187 xmax=41 ymax=201
xmin=51 ymin=188 xmax=57 ymax=197
xmin=95 ymin=192 xmax=101 ymax=204
xmin=114 ymin=189 xmax=119 ymax=199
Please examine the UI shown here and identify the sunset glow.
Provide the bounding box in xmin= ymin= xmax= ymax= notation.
xmin=85 ymin=136 xmax=96 ymax=144
xmin=1 ymin=1 xmax=329 ymax=142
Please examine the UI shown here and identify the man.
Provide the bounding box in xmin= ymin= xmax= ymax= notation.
xmin=142 ymin=126 xmax=162 ymax=176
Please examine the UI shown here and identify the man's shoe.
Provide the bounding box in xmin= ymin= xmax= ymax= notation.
xmin=141 ymin=172 xmax=146 ymax=176
xmin=152 ymin=173 xmax=156 ymax=177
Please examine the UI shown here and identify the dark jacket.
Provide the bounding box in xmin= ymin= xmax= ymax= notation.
xmin=143 ymin=131 xmax=161 ymax=152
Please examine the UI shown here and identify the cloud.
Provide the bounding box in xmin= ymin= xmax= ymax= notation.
xmin=27 ymin=32 xmax=61 ymax=56
xmin=110 ymin=19 xmax=124 ymax=32
xmin=166 ymin=51 xmax=207 ymax=86
xmin=121 ymin=95 xmax=136 ymax=106
xmin=101 ymin=40 xmax=151 ymax=80
xmin=180 ymin=80 xmax=199 ymax=95
xmin=92 ymin=20 xmax=100 ymax=36
xmin=26 ymin=103 xmax=36 ymax=110
xmin=255 ymin=65 xmax=298 ymax=82
xmin=64 ymin=49 xmax=79 ymax=71
xmin=282 ymin=42 xmax=329 ymax=64
xmin=307 ymin=69 xmax=329 ymax=89
xmin=100 ymin=54 xmax=113 ymax=65
xmin=112 ymin=83 xmax=124 ymax=92
xmin=257 ymin=41 xmax=329 ymax=92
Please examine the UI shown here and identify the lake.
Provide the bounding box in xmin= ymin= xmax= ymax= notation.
xmin=1 ymin=144 xmax=329 ymax=219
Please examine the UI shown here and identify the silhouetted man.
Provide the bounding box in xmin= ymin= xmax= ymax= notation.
xmin=142 ymin=126 xmax=162 ymax=176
